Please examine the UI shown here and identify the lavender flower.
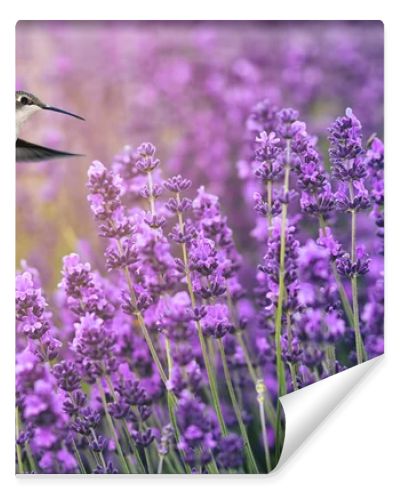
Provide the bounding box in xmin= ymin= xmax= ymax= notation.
xmin=328 ymin=108 xmax=367 ymax=181
xmin=327 ymin=109 xmax=373 ymax=363
xmin=16 ymin=272 xmax=51 ymax=341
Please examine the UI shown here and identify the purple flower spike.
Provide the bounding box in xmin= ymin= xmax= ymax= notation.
xmin=16 ymin=272 xmax=51 ymax=341
xmin=135 ymin=142 xmax=160 ymax=174
xmin=164 ymin=175 xmax=192 ymax=193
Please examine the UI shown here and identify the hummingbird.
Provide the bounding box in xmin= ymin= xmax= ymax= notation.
xmin=16 ymin=90 xmax=85 ymax=162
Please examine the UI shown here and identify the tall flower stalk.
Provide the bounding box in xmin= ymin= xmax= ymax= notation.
xmin=192 ymin=186 xmax=276 ymax=457
xmin=328 ymin=108 xmax=370 ymax=364
xmin=253 ymin=109 xmax=303 ymax=397
xmin=87 ymin=159 xmax=169 ymax=386
xmin=165 ymin=177 xmax=228 ymax=437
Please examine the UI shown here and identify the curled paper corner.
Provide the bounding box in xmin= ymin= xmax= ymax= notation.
xmin=273 ymin=355 xmax=383 ymax=472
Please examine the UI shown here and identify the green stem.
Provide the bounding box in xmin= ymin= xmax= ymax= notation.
xmin=207 ymin=336 xmax=217 ymax=372
xmin=266 ymin=179 xmax=273 ymax=237
xmin=333 ymin=265 xmax=355 ymax=327
xmin=274 ymin=402 xmax=285 ymax=464
xmin=198 ymin=323 xmax=227 ymax=435
xmin=217 ymin=339 xmax=259 ymax=473
xmin=164 ymin=338 xmax=185 ymax=456
xmin=207 ymin=457 xmax=220 ymax=474
xmin=147 ymin=171 xmax=156 ymax=215
xmin=286 ymin=311 xmax=298 ymax=391
xmin=149 ymin=410 xmax=183 ymax=473
xmin=165 ymin=337 xmax=173 ymax=376
xmin=85 ymin=450 xmax=97 ymax=471
xmin=256 ymin=380 xmax=272 ymax=473
xmin=167 ymin=392 xmax=180 ymax=445
xmin=168 ymin=446 xmax=186 ymax=474
xmin=288 ymin=364 xmax=299 ymax=392
xmin=352 ymin=276 xmax=366 ymax=363
xmin=15 ymin=407 xmax=25 ymax=474
xmin=226 ymin=291 xmax=277 ymax=426
xmin=72 ymin=438 xmax=87 ymax=474
xmin=90 ymin=428 xmax=107 ymax=469
xmin=157 ymin=455 xmax=164 ymax=474
xmin=25 ymin=442 xmax=37 ymax=473
xmin=123 ymin=264 xmax=169 ymax=386
xmin=96 ymin=380 xmax=130 ymax=473
xmin=325 ymin=345 xmax=336 ymax=375
xmin=125 ymin=422 xmax=144 ymax=471
xmin=162 ymin=454 xmax=177 ymax=473
xmin=143 ymin=442 xmax=153 ymax=473
xmin=164 ymin=340 xmax=192 ymax=473
xmin=270 ymin=140 xmax=292 ymax=462
xmin=349 ymin=183 xmax=356 ymax=262
xmin=274 ymin=140 xmax=291 ymax=398
xmin=348 ymin=182 xmax=367 ymax=364
xmin=319 ymin=215 xmax=354 ymax=328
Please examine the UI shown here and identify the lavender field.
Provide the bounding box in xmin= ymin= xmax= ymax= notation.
xmin=16 ymin=21 xmax=384 ymax=474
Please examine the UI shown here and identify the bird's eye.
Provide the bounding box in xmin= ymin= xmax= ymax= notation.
xmin=20 ymin=96 xmax=30 ymax=105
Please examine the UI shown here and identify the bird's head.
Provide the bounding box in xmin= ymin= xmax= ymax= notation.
xmin=16 ymin=90 xmax=84 ymax=132
xmin=16 ymin=91 xmax=44 ymax=127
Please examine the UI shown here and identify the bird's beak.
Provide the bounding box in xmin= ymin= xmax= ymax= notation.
xmin=43 ymin=105 xmax=85 ymax=121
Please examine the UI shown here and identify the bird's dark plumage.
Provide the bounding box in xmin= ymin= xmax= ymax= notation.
xmin=16 ymin=138 xmax=83 ymax=162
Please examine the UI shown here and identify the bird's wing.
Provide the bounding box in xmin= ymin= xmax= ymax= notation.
xmin=16 ymin=138 xmax=83 ymax=162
